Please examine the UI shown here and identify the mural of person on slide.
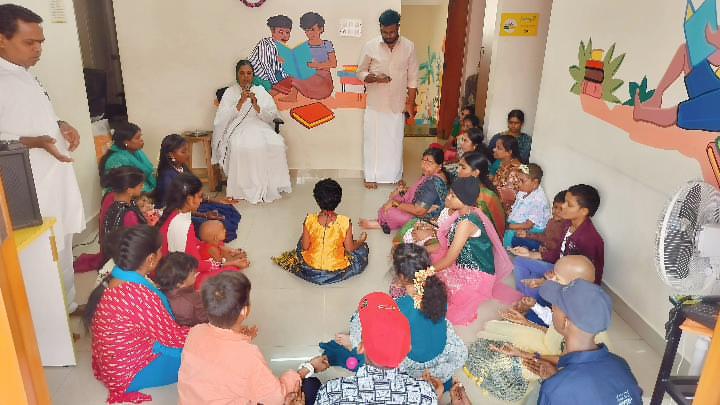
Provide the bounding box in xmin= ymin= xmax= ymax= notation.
xmin=633 ymin=0 xmax=720 ymax=131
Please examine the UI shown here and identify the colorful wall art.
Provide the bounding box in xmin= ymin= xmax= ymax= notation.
xmin=249 ymin=12 xmax=367 ymax=129
xmin=570 ymin=0 xmax=720 ymax=187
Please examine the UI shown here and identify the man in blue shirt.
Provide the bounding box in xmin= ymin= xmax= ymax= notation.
xmin=537 ymin=279 xmax=643 ymax=405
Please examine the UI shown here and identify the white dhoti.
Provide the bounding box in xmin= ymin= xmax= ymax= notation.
xmin=363 ymin=108 xmax=404 ymax=183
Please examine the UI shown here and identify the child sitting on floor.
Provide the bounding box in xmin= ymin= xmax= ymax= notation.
xmin=178 ymin=272 xmax=330 ymax=404
xmin=198 ymin=220 xmax=250 ymax=269
xmin=155 ymin=252 xmax=207 ymax=327
xmin=511 ymin=184 xmax=604 ymax=298
xmin=513 ymin=190 xmax=567 ymax=253
xmin=503 ymin=163 xmax=551 ymax=248
xmin=273 ymin=178 xmax=369 ymax=285
xmin=136 ymin=193 xmax=160 ymax=226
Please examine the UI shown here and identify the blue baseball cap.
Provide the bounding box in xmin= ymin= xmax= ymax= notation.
xmin=539 ymin=279 xmax=612 ymax=334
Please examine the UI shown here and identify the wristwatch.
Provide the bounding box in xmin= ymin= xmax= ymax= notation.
xmin=298 ymin=362 xmax=314 ymax=378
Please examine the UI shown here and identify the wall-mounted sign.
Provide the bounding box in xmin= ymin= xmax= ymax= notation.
xmin=499 ymin=13 xmax=539 ymax=37
xmin=49 ymin=0 xmax=67 ymax=23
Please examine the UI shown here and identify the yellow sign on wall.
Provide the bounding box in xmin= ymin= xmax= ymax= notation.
xmin=499 ymin=13 xmax=539 ymax=37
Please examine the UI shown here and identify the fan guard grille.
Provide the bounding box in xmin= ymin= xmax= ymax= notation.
xmin=656 ymin=181 xmax=720 ymax=294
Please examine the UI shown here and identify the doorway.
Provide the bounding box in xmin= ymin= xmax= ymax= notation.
xmin=401 ymin=0 xmax=450 ymax=137
xmin=402 ymin=0 xmax=495 ymax=138
xmin=73 ymin=0 xmax=127 ymax=122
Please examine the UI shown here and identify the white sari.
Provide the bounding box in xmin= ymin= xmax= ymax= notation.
xmin=212 ymin=84 xmax=291 ymax=204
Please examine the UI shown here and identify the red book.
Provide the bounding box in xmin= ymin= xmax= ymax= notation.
xmin=272 ymin=78 xmax=293 ymax=95
xmin=290 ymin=102 xmax=335 ymax=129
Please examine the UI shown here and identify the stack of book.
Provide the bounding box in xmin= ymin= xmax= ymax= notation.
xmin=337 ymin=65 xmax=365 ymax=94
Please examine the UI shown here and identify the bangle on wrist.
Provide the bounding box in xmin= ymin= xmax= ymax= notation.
xmin=298 ymin=362 xmax=314 ymax=378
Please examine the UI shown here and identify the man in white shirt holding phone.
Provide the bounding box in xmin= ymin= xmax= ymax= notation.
xmin=357 ymin=9 xmax=419 ymax=189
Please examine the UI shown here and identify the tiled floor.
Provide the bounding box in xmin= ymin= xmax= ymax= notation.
xmin=47 ymin=138 xmax=668 ymax=404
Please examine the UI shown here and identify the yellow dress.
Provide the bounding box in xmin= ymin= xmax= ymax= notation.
xmin=272 ymin=213 xmax=370 ymax=285
xmin=302 ymin=213 xmax=351 ymax=271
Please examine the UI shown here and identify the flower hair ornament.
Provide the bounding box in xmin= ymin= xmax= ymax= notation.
xmin=412 ymin=266 xmax=436 ymax=309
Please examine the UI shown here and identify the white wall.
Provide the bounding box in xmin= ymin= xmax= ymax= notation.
xmin=483 ymin=0 xmax=552 ymax=137
xmin=113 ymin=0 xmax=399 ymax=173
xmin=16 ymin=0 xmax=100 ymax=223
xmin=534 ymin=0 xmax=705 ymax=339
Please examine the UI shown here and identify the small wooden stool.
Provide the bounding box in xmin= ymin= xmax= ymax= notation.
xmin=182 ymin=132 xmax=218 ymax=191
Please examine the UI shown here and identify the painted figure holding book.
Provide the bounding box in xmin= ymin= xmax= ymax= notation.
xmin=280 ymin=12 xmax=337 ymax=102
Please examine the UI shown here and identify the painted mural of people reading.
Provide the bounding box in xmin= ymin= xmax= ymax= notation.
xmin=280 ymin=12 xmax=337 ymax=102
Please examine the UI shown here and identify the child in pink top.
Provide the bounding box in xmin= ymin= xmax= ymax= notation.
xmin=178 ymin=272 xmax=329 ymax=404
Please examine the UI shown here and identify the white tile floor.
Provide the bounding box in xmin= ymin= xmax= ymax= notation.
xmin=47 ymin=138 xmax=668 ymax=404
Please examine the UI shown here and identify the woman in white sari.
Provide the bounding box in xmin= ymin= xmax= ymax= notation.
xmin=212 ymin=59 xmax=291 ymax=204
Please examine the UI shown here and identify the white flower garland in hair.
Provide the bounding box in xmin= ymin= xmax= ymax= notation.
xmin=412 ymin=266 xmax=436 ymax=309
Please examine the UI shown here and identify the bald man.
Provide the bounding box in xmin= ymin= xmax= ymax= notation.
xmin=509 ymin=255 xmax=595 ymax=328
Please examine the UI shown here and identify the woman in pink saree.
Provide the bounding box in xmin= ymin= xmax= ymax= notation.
xmin=432 ymin=177 xmax=521 ymax=325
xmin=360 ymin=148 xmax=448 ymax=233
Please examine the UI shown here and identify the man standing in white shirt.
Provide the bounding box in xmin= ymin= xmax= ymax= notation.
xmin=357 ymin=9 xmax=419 ymax=189
xmin=0 ymin=4 xmax=85 ymax=313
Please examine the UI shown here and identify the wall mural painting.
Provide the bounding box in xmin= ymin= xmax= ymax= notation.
xmin=570 ymin=0 xmax=720 ymax=188
xmin=250 ymin=12 xmax=366 ymax=130
xmin=415 ymin=46 xmax=443 ymax=127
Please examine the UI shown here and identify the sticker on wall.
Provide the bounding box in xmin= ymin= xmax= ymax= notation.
xmin=499 ymin=13 xmax=539 ymax=37
xmin=339 ymin=19 xmax=363 ymax=38
xmin=49 ymin=0 xmax=67 ymax=23
xmin=570 ymin=0 xmax=720 ymax=188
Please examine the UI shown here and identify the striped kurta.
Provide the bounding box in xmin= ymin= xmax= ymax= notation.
xmin=249 ymin=37 xmax=287 ymax=85
xmin=91 ymin=282 xmax=189 ymax=403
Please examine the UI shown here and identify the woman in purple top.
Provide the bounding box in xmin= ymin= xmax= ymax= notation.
xmin=282 ymin=12 xmax=337 ymax=101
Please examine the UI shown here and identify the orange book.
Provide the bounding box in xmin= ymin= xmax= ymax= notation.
xmin=290 ymin=102 xmax=335 ymax=129
xmin=706 ymin=136 xmax=720 ymax=188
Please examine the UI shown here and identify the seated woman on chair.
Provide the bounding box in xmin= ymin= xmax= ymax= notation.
xmin=212 ymin=59 xmax=291 ymax=204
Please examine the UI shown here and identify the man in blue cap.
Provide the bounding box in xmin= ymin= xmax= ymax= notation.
xmin=537 ymin=279 xmax=643 ymax=405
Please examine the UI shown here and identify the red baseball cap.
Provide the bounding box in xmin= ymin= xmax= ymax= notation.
xmin=358 ymin=292 xmax=411 ymax=368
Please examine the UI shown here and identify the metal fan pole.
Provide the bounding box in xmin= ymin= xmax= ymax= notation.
xmin=694 ymin=318 xmax=720 ymax=404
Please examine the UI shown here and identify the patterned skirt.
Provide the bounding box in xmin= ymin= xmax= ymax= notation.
xmin=272 ymin=240 xmax=369 ymax=285
xmin=464 ymin=339 xmax=534 ymax=402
